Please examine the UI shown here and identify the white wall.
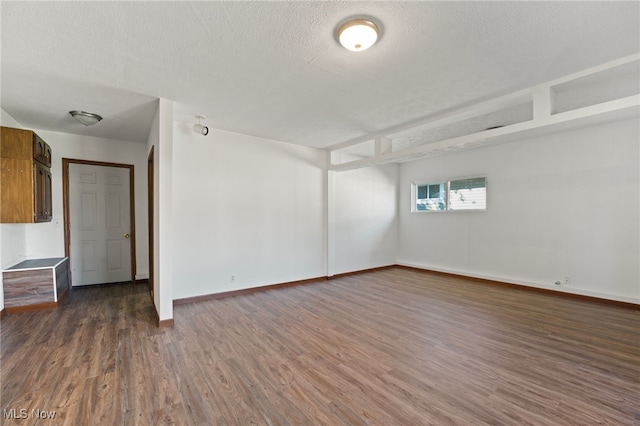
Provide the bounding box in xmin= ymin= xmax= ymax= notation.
xmin=156 ymin=98 xmax=174 ymax=321
xmin=4 ymin=104 xmax=636 ymax=316
xmin=171 ymin=124 xmax=325 ymax=300
xmin=329 ymin=164 xmax=398 ymax=275
xmin=398 ymin=117 xmax=640 ymax=303
xmin=147 ymin=102 xmax=160 ymax=316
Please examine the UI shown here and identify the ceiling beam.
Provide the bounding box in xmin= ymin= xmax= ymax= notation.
xmin=328 ymin=54 xmax=640 ymax=171
xmin=329 ymin=96 xmax=639 ymax=171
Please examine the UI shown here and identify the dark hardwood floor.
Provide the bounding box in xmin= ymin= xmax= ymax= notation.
xmin=1 ymin=268 xmax=638 ymax=425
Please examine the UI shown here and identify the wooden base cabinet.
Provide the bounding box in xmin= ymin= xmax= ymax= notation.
xmin=2 ymin=257 xmax=70 ymax=313
xmin=1 ymin=126 xmax=53 ymax=223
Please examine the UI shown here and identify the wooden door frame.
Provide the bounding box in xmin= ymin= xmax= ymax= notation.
xmin=147 ymin=147 xmax=154 ymax=298
xmin=62 ymin=158 xmax=137 ymax=285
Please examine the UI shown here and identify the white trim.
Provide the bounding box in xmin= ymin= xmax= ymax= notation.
xmin=411 ymin=175 xmax=487 ymax=213
xmin=53 ymin=269 xmax=58 ymax=302
xmin=3 ymin=257 xmax=67 ymax=272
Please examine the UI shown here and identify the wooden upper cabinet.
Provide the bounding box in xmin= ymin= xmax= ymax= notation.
xmin=33 ymin=133 xmax=52 ymax=168
xmin=1 ymin=126 xmax=53 ymax=223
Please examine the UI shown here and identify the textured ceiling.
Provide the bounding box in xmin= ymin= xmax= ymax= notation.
xmin=1 ymin=1 xmax=639 ymax=146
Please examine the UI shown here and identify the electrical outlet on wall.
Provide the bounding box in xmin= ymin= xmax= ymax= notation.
xmin=564 ymin=276 xmax=571 ymax=286
xmin=230 ymin=275 xmax=235 ymax=283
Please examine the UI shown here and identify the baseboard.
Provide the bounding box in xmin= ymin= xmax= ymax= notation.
xmin=73 ymin=280 xmax=138 ymax=288
xmin=174 ymin=276 xmax=328 ymax=306
xmin=328 ymin=264 xmax=397 ymax=280
xmin=173 ymin=266 xmax=399 ymax=307
xmin=172 ymin=263 xmax=638 ymax=316
xmin=173 ymin=266 xmax=401 ymax=307
xmin=135 ymin=278 xmax=149 ymax=285
xmin=5 ymin=302 xmax=58 ymax=314
xmin=396 ymin=264 xmax=640 ymax=310
xmin=151 ymin=304 xmax=174 ymax=328
xmin=158 ymin=318 xmax=174 ymax=328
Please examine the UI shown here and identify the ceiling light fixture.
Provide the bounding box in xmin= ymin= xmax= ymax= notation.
xmin=69 ymin=110 xmax=102 ymax=126
xmin=337 ymin=19 xmax=379 ymax=52
xmin=193 ymin=115 xmax=209 ymax=136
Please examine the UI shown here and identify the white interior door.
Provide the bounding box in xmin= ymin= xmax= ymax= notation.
xmin=69 ymin=164 xmax=132 ymax=286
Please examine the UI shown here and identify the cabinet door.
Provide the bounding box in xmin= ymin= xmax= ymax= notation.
xmin=33 ymin=162 xmax=52 ymax=222
xmin=44 ymin=143 xmax=52 ymax=168
xmin=44 ymin=167 xmax=52 ymax=221
xmin=1 ymin=158 xmax=33 ymax=222
xmin=33 ymin=134 xmax=44 ymax=162
xmin=32 ymin=134 xmax=51 ymax=167
xmin=34 ymin=163 xmax=44 ymax=222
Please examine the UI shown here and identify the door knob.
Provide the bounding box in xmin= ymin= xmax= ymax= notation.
xmin=124 ymin=233 xmax=130 ymax=239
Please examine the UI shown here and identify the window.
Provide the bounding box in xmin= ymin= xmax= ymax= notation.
xmin=412 ymin=177 xmax=486 ymax=212
xmin=415 ymin=182 xmax=446 ymax=211
xmin=449 ymin=177 xmax=486 ymax=210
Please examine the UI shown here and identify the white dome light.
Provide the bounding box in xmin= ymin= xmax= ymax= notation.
xmin=69 ymin=110 xmax=102 ymax=126
xmin=338 ymin=19 xmax=379 ymax=52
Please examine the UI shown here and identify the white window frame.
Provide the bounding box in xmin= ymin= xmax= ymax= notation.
xmin=411 ymin=175 xmax=487 ymax=213
xmin=411 ymin=180 xmax=447 ymax=212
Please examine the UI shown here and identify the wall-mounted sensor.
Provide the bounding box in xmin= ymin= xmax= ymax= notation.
xmin=193 ymin=115 xmax=209 ymax=136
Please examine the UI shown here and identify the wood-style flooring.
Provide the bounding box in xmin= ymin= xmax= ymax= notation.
xmin=1 ymin=268 xmax=639 ymax=425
